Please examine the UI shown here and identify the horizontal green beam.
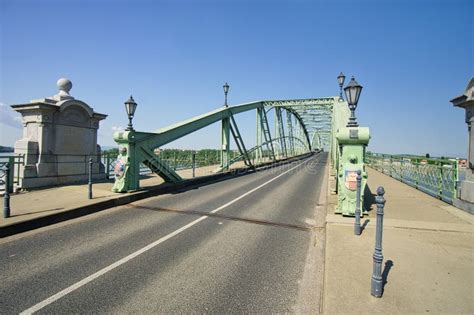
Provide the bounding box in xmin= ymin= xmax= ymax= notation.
xmin=263 ymin=97 xmax=338 ymax=107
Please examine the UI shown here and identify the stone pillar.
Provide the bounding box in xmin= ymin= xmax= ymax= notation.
xmin=450 ymin=77 xmax=474 ymax=214
xmin=11 ymin=78 xmax=107 ymax=189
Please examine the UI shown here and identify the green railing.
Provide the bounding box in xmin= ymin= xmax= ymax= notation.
xmin=101 ymin=149 xmax=237 ymax=179
xmin=0 ymin=155 xmax=25 ymax=192
xmin=1 ymin=150 xmax=235 ymax=191
xmin=365 ymin=153 xmax=458 ymax=203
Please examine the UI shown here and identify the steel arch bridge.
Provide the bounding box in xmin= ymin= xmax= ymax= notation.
xmin=112 ymin=96 xmax=350 ymax=192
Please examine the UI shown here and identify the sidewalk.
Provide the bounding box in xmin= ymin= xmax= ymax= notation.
xmin=323 ymin=167 xmax=474 ymax=314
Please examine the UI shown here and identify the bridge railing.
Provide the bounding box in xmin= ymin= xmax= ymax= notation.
xmin=0 ymin=155 xmax=25 ymax=192
xmin=101 ymin=149 xmax=240 ymax=179
xmin=365 ymin=152 xmax=459 ymax=203
xmin=1 ymin=149 xmax=248 ymax=191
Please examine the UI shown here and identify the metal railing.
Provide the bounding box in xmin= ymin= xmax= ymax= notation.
xmin=0 ymin=155 xmax=25 ymax=192
xmin=104 ymin=149 xmax=241 ymax=179
xmin=101 ymin=155 xmax=219 ymax=179
xmin=1 ymin=150 xmax=240 ymax=192
xmin=365 ymin=153 xmax=459 ymax=203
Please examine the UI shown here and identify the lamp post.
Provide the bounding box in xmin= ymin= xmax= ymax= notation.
xmin=337 ymin=72 xmax=346 ymax=100
xmin=344 ymin=76 xmax=363 ymax=127
xmin=124 ymin=95 xmax=138 ymax=131
xmin=223 ymin=82 xmax=229 ymax=107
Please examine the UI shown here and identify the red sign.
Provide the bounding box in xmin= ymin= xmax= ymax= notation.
xmin=345 ymin=170 xmax=357 ymax=191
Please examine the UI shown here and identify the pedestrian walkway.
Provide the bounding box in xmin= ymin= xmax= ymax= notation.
xmin=323 ymin=167 xmax=474 ymax=314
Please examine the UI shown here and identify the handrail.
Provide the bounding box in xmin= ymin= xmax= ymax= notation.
xmin=365 ymin=152 xmax=458 ymax=203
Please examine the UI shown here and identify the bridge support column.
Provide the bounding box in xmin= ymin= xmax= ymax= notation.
xmin=221 ymin=117 xmax=231 ymax=169
xmin=335 ymin=127 xmax=370 ymax=216
xmin=275 ymin=107 xmax=287 ymax=159
xmin=256 ymin=109 xmax=263 ymax=164
xmin=112 ymin=131 xmax=141 ymax=192
xmin=286 ymin=111 xmax=295 ymax=156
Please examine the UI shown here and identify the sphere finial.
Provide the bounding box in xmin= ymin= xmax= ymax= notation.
xmin=57 ymin=78 xmax=72 ymax=96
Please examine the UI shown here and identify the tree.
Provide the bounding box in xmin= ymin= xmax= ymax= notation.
xmin=425 ymin=153 xmax=430 ymax=159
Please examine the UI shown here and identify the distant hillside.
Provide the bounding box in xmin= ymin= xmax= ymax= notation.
xmin=0 ymin=146 xmax=14 ymax=153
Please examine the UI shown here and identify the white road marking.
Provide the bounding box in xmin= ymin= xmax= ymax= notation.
xmin=20 ymin=155 xmax=318 ymax=314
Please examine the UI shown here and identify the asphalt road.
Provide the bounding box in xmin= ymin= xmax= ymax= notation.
xmin=0 ymin=152 xmax=328 ymax=314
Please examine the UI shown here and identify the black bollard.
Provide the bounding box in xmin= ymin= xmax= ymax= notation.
xmin=192 ymin=152 xmax=196 ymax=178
xmin=88 ymin=158 xmax=93 ymax=199
xmin=3 ymin=162 xmax=11 ymax=218
xmin=354 ymin=169 xmax=362 ymax=235
xmin=371 ymin=186 xmax=386 ymax=297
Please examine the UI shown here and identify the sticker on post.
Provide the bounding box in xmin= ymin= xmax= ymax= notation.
xmin=114 ymin=158 xmax=126 ymax=178
xmin=345 ymin=170 xmax=357 ymax=191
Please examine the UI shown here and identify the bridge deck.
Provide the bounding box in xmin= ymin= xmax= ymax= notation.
xmin=1 ymin=154 xmax=327 ymax=313
xmin=1 ymin=158 xmax=472 ymax=313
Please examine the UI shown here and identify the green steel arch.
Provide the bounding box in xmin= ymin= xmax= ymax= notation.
xmin=111 ymin=97 xmax=350 ymax=192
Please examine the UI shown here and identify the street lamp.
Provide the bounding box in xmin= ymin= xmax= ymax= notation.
xmin=223 ymin=82 xmax=230 ymax=107
xmin=124 ymin=95 xmax=138 ymax=131
xmin=337 ymin=72 xmax=346 ymax=100
xmin=344 ymin=76 xmax=363 ymax=127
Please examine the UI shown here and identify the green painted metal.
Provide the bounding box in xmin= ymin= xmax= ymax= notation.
xmin=286 ymin=110 xmax=295 ymax=156
xmin=0 ymin=155 xmax=25 ymax=192
xmin=258 ymin=107 xmax=276 ymax=161
xmin=229 ymin=115 xmax=253 ymax=168
xmin=256 ymin=108 xmax=263 ymax=164
xmin=365 ymin=152 xmax=459 ymax=203
xmin=311 ymin=131 xmax=331 ymax=150
xmin=335 ymin=127 xmax=370 ymax=216
xmin=220 ymin=117 xmax=231 ymax=169
xmin=274 ymin=107 xmax=287 ymax=158
xmin=214 ymin=136 xmax=308 ymax=173
xmin=111 ymin=97 xmax=347 ymax=192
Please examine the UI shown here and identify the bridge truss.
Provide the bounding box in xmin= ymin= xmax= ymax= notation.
xmin=112 ymin=97 xmax=349 ymax=192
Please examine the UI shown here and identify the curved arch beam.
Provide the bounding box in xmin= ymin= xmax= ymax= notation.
xmin=113 ymin=98 xmax=332 ymax=191
xmin=311 ymin=131 xmax=321 ymax=149
xmin=264 ymin=106 xmax=313 ymax=153
xmin=283 ymin=107 xmax=312 ymax=151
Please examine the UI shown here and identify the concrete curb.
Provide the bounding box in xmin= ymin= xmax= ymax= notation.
xmin=320 ymin=160 xmax=332 ymax=315
xmin=0 ymin=153 xmax=315 ymax=238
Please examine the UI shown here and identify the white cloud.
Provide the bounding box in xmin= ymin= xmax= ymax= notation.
xmin=0 ymin=103 xmax=22 ymax=129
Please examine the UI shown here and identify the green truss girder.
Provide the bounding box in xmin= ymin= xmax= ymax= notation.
xmin=214 ymin=136 xmax=308 ymax=173
xmin=112 ymin=97 xmax=348 ymax=192
xmin=140 ymin=147 xmax=182 ymax=182
xmin=286 ymin=110 xmax=295 ymax=156
xmin=258 ymin=107 xmax=276 ymax=161
xmin=275 ymin=107 xmax=287 ymax=158
xmin=229 ymin=114 xmax=253 ymax=168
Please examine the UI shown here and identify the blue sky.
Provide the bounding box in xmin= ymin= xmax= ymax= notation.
xmin=0 ymin=0 xmax=472 ymax=157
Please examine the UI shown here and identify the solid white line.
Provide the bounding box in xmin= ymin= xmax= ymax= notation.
xmin=20 ymin=155 xmax=318 ymax=314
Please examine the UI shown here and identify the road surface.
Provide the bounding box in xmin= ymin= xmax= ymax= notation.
xmin=0 ymin=153 xmax=328 ymax=314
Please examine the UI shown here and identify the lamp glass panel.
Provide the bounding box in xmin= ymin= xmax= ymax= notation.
xmin=337 ymin=74 xmax=345 ymax=86
xmin=125 ymin=102 xmax=137 ymax=116
xmin=354 ymin=86 xmax=362 ymax=105
xmin=344 ymin=87 xmax=353 ymax=105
